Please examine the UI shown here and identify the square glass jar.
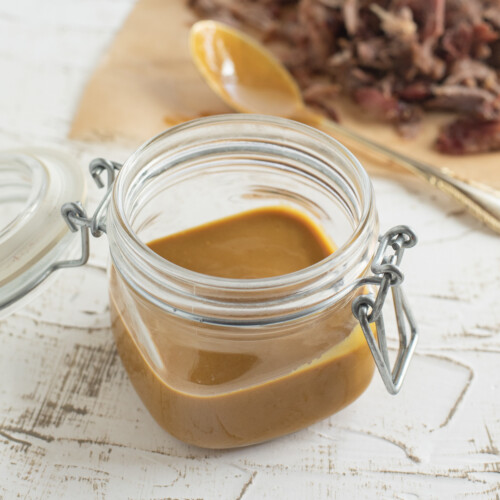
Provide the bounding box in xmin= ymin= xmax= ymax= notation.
xmin=106 ymin=115 xmax=381 ymax=448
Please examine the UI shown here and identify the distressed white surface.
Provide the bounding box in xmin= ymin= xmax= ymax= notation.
xmin=0 ymin=1 xmax=499 ymax=499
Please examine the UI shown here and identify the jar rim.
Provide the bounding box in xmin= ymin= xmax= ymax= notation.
xmin=111 ymin=114 xmax=376 ymax=294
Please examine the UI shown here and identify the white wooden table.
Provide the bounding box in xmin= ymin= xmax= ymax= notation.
xmin=0 ymin=1 xmax=499 ymax=498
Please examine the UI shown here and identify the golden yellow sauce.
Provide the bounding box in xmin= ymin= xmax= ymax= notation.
xmin=148 ymin=206 xmax=334 ymax=279
xmin=109 ymin=206 xmax=374 ymax=448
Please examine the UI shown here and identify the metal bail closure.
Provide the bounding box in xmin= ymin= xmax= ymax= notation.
xmin=0 ymin=156 xmax=121 ymax=318
xmin=352 ymin=226 xmax=418 ymax=395
xmin=59 ymin=158 xmax=122 ymax=268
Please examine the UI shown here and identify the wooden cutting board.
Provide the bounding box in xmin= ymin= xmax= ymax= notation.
xmin=70 ymin=0 xmax=500 ymax=190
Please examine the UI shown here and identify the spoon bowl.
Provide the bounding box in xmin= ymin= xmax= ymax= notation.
xmin=190 ymin=20 xmax=303 ymax=118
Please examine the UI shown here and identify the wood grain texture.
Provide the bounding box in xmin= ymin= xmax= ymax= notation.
xmin=0 ymin=1 xmax=499 ymax=499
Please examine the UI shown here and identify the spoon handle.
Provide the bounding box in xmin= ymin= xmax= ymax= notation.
xmin=308 ymin=116 xmax=500 ymax=234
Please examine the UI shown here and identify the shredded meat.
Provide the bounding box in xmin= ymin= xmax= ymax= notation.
xmin=189 ymin=0 xmax=500 ymax=154
xmin=436 ymin=118 xmax=500 ymax=153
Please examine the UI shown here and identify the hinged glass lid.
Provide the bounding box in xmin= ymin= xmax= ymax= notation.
xmin=0 ymin=149 xmax=86 ymax=318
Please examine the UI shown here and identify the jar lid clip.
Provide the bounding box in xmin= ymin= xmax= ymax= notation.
xmin=352 ymin=226 xmax=418 ymax=395
xmin=55 ymin=159 xmax=122 ymax=273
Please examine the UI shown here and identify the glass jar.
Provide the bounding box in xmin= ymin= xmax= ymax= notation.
xmin=0 ymin=115 xmax=418 ymax=449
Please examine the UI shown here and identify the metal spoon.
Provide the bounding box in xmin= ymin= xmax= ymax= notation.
xmin=189 ymin=20 xmax=500 ymax=234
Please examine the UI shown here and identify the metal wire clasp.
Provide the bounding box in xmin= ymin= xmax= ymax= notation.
xmin=57 ymin=159 xmax=121 ymax=269
xmin=352 ymin=226 xmax=418 ymax=395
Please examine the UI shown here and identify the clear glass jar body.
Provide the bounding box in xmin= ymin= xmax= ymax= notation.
xmin=106 ymin=115 xmax=379 ymax=448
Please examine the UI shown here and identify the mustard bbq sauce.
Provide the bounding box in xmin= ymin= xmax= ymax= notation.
xmin=109 ymin=206 xmax=374 ymax=448
xmin=147 ymin=206 xmax=335 ymax=279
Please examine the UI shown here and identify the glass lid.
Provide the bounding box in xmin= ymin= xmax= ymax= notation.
xmin=0 ymin=148 xmax=86 ymax=318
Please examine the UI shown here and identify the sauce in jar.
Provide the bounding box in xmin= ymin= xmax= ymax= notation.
xmin=148 ymin=206 xmax=334 ymax=278
xmin=109 ymin=206 xmax=375 ymax=448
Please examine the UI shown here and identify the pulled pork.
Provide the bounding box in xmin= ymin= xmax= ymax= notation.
xmin=189 ymin=0 xmax=500 ymax=155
